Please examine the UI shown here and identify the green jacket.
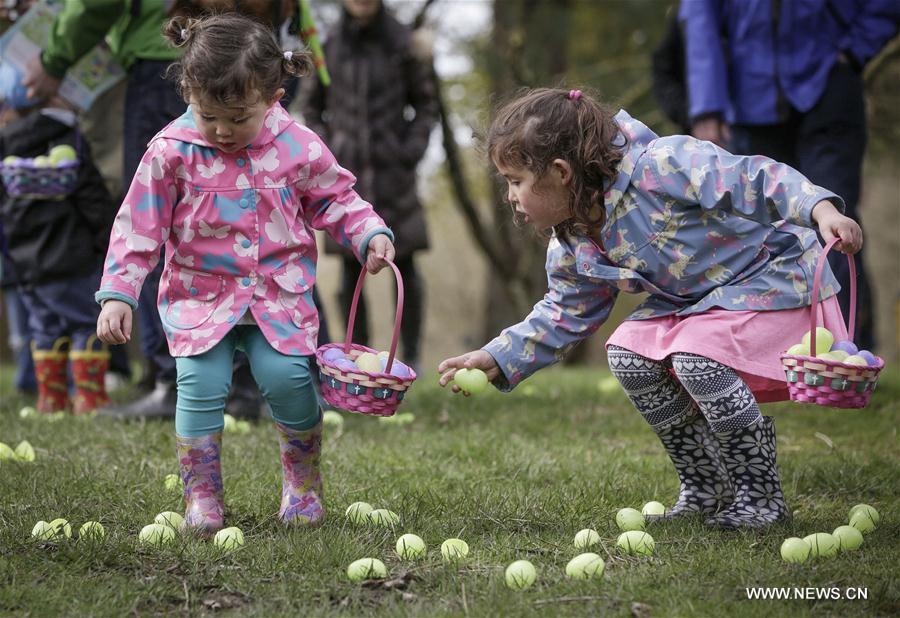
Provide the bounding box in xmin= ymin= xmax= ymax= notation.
xmin=41 ymin=0 xmax=180 ymax=79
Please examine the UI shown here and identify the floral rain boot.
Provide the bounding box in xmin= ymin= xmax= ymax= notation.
xmin=275 ymin=421 xmax=325 ymax=526
xmin=705 ymin=416 xmax=790 ymax=529
xmin=176 ymin=432 xmax=225 ymax=536
xmin=70 ymin=336 xmax=110 ymax=415
xmin=32 ymin=338 xmax=70 ymax=413
xmin=651 ymin=411 xmax=735 ymax=520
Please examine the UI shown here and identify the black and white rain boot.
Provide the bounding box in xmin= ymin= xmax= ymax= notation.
xmin=705 ymin=416 xmax=790 ymax=529
xmin=653 ymin=412 xmax=735 ymax=520
xmin=607 ymin=346 xmax=733 ymax=520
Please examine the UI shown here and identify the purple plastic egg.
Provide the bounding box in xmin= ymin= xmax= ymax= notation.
xmin=857 ymin=350 xmax=878 ymax=366
xmin=390 ymin=361 xmax=412 ymax=378
xmin=334 ymin=358 xmax=357 ymax=371
xmin=831 ymin=340 xmax=858 ymax=356
xmin=322 ymin=348 xmax=345 ymax=362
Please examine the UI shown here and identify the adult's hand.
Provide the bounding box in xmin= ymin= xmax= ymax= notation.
xmin=22 ymin=54 xmax=61 ymax=101
xmin=691 ymin=116 xmax=731 ymax=149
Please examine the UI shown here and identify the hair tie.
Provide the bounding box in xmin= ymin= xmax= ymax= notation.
xmin=283 ymin=50 xmax=293 ymax=61
xmin=568 ymin=89 xmax=582 ymax=101
xmin=180 ymin=28 xmax=189 ymax=42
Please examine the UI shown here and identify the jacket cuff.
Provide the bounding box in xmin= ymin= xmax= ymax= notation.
xmin=95 ymin=290 xmax=138 ymax=310
xmin=40 ymin=51 xmax=70 ymax=80
xmin=357 ymin=227 xmax=394 ymax=262
xmin=481 ymin=341 xmax=520 ymax=393
xmin=798 ymin=189 xmax=845 ymax=228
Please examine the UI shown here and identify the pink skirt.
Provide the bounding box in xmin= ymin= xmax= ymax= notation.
xmin=606 ymin=297 xmax=849 ymax=404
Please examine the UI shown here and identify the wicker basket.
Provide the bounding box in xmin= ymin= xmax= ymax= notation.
xmin=0 ymin=137 xmax=81 ymax=200
xmin=780 ymin=238 xmax=884 ymax=408
xmin=315 ymin=259 xmax=417 ymax=416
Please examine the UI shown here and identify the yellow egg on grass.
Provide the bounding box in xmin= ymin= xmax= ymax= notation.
xmin=833 ymin=525 xmax=864 ymax=551
xmin=0 ymin=443 xmax=16 ymax=461
xmin=345 ymin=501 xmax=374 ymax=524
xmin=19 ymin=406 xmax=36 ymax=419
xmin=14 ymin=440 xmax=36 ymax=462
xmin=440 ymin=538 xmax=469 ymax=562
xmin=347 ymin=558 xmax=387 ymax=582
xmin=780 ymin=537 xmax=811 ymax=563
xmin=641 ymin=501 xmax=666 ymax=516
xmin=802 ymin=533 xmax=838 ymax=558
xmin=849 ymin=510 xmax=877 ymax=534
xmin=154 ymin=511 xmax=184 ymax=530
xmin=222 ymin=413 xmax=237 ymax=432
xmin=617 ymin=531 xmax=655 ymax=555
xmin=565 ymin=553 xmax=605 ymax=580
xmin=164 ymin=473 xmax=183 ymax=492
xmin=395 ymin=533 xmax=426 ymax=560
xmin=235 ymin=420 xmax=251 ymax=434
xmin=504 ymin=560 xmax=537 ymax=590
xmin=213 ymin=527 xmax=245 ymax=551
xmin=322 ymin=410 xmax=344 ymax=428
xmin=368 ymin=508 xmax=400 ymax=527
xmin=848 ymin=504 xmax=880 ymax=525
xmin=615 ymin=507 xmax=645 ymax=531
xmin=139 ymin=523 xmax=175 ymax=547
xmin=573 ymin=528 xmax=600 ymax=549
xmin=79 ymin=521 xmax=105 ymax=540
xmin=31 ymin=521 xmax=55 ymax=541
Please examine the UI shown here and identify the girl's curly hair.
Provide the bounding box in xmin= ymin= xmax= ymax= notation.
xmin=163 ymin=12 xmax=312 ymax=106
xmin=487 ymin=87 xmax=625 ymax=241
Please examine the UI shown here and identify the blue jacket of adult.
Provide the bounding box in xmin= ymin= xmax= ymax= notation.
xmin=679 ymin=0 xmax=900 ymax=125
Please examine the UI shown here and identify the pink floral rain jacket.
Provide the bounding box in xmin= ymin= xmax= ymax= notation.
xmin=96 ymin=103 xmax=392 ymax=357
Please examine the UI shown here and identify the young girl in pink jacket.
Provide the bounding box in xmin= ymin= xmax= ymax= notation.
xmin=95 ymin=13 xmax=395 ymax=535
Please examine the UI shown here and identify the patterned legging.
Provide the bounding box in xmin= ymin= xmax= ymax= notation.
xmin=607 ymin=346 xmax=761 ymax=433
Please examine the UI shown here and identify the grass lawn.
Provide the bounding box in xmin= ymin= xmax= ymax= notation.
xmin=1 ymin=364 xmax=897 ymax=617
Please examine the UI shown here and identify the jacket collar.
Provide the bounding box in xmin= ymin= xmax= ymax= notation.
xmin=158 ymin=102 xmax=293 ymax=150
xmin=605 ymin=109 xmax=657 ymax=202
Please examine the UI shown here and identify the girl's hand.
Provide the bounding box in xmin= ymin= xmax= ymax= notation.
xmin=97 ymin=300 xmax=133 ymax=345
xmin=366 ymin=234 xmax=395 ymax=274
xmin=437 ymin=350 xmax=500 ymax=394
xmin=812 ymin=200 xmax=864 ymax=254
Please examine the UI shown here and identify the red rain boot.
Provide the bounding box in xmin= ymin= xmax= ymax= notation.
xmin=70 ymin=336 xmax=110 ymax=415
xmin=32 ymin=338 xmax=70 ymax=413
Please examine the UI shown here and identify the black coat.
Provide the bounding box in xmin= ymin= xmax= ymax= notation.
xmin=303 ymin=6 xmax=438 ymax=258
xmin=0 ymin=111 xmax=116 ymax=287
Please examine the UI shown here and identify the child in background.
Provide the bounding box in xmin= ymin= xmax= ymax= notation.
xmin=438 ymin=88 xmax=862 ymax=529
xmin=0 ymin=61 xmax=117 ymax=414
xmin=95 ymin=14 xmax=394 ymax=534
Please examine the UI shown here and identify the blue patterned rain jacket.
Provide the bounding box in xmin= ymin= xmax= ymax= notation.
xmin=483 ymin=110 xmax=843 ymax=390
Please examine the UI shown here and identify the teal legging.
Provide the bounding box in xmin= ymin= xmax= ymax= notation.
xmin=175 ymin=326 xmax=321 ymax=437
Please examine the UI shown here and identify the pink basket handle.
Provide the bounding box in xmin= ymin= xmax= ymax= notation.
xmin=809 ymin=237 xmax=856 ymax=356
xmin=343 ymin=259 xmax=404 ymax=372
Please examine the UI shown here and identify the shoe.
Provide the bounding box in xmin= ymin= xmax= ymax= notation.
xmin=98 ymin=381 xmax=177 ymax=419
xmin=650 ymin=411 xmax=734 ymax=520
xmin=70 ymin=337 xmax=110 ymax=415
xmin=176 ymin=432 xmax=225 ymax=536
xmin=275 ymin=421 xmax=324 ymax=526
xmin=32 ymin=338 xmax=70 ymax=413
xmin=705 ymin=416 xmax=790 ymax=529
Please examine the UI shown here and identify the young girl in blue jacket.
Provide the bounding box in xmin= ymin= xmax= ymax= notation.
xmin=438 ymin=88 xmax=862 ymax=529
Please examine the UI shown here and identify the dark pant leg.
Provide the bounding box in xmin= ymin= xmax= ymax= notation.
xmin=123 ymin=61 xmax=188 ymax=384
xmin=338 ymin=254 xmax=368 ymax=346
xmin=20 ymin=273 xmax=101 ymax=350
xmin=794 ymin=62 xmax=874 ymax=350
xmin=392 ymin=254 xmax=424 ymax=366
xmin=3 ymin=284 xmax=37 ymax=392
